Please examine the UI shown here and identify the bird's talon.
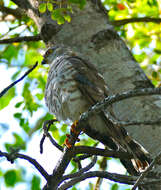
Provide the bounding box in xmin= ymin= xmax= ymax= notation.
xmin=64 ymin=136 xmax=72 ymax=148
xmin=71 ymin=120 xmax=79 ymax=135
xmin=66 ymin=134 xmax=71 ymax=138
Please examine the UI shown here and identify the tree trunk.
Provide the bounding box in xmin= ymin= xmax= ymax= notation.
xmin=13 ymin=0 xmax=161 ymax=189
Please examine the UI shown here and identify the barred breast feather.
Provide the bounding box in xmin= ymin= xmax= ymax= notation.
xmin=45 ymin=56 xmax=91 ymax=121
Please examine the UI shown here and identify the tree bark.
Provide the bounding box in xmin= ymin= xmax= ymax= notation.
xmin=13 ymin=0 xmax=161 ymax=189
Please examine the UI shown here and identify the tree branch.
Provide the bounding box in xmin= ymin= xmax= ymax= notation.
xmin=58 ymin=171 xmax=137 ymax=190
xmin=80 ymin=87 xmax=161 ymax=122
xmin=73 ymin=154 xmax=93 ymax=162
xmin=0 ymin=150 xmax=49 ymax=181
xmin=43 ymin=123 xmax=84 ymax=189
xmin=44 ymin=147 xmax=76 ymax=189
xmin=61 ymin=156 xmax=97 ymax=181
xmin=0 ymin=5 xmax=23 ymax=19
xmin=107 ymin=112 xmax=161 ymax=127
xmin=0 ymin=34 xmax=41 ymax=44
xmin=58 ymin=169 xmax=161 ymax=190
xmin=0 ymin=61 xmax=38 ymax=98
xmin=40 ymin=120 xmax=63 ymax=154
xmin=11 ymin=0 xmax=31 ymax=9
xmin=73 ymin=146 xmax=132 ymax=160
xmin=112 ymin=17 xmax=161 ymax=26
xmin=11 ymin=0 xmax=39 ymax=18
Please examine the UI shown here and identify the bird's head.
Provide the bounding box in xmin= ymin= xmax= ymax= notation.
xmin=41 ymin=45 xmax=65 ymax=65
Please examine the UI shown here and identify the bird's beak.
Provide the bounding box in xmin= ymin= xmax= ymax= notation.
xmin=41 ymin=59 xmax=47 ymax=65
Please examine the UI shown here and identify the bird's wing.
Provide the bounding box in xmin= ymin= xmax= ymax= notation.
xmin=67 ymin=56 xmax=150 ymax=173
xmin=67 ymin=56 xmax=119 ymax=149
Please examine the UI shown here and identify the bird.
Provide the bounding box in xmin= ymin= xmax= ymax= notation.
xmin=42 ymin=45 xmax=150 ymax=173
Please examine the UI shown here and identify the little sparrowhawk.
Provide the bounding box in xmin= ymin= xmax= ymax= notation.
xmin=42 ymin=45 xmax=150 ymax=173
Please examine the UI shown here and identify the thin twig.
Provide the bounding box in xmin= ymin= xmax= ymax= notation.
xmin=94 ymin=157 xmax=107 ymax=190
xmin=77 ymin=161 xmax=82 ymax=170
xmin=112 ymin=17 xmax=161 ymax=26
xmin=107 ymin=112 xmax=161 ymax=127
xmin=132 ymin=151 xmax=161 ymax=190
xmin=0 ymin=25 xmax=26 ymax=39
xmin=61 ymin=156 xmax=97 ymax=181
xmin=47 ymin=120 xmax=85 ymax=189
xmin=47 ymin=132 xmax=64 ymax=151
xmin=0 ymin=6 xmax=23 ymax=19
xmin=0 ymin=61 xmax=38 ymax=98
xmin=0 ymin=150 xmax=49 ymax=181
xmin=73 ymin=154 xmax=93 ymax=162
xmin=40 ymin=119 xmax=63 ymax=153
xmin=0 ymin=34 xmax=41 ymax=44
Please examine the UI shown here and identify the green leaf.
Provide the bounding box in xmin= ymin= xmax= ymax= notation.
xmin=47 ymin=2 xmax=53 ymax=11
xmin=13 ymin=133 xmax=26 ymax=149
xmin=5 ymin=143 xmax=12 ymax=152
xmin=4 ymin=170 xmax=17 ymax=187
xmin=51 ymin=9 xmax=65 ymax=24
xmin=24 ymin=49 xmax=42 ymax=66
xmin=15 ymin=101 xmax=24 ymax=108
xmin=0 ymin=170 xmax=3 ymax=177
xmin=133 ymin=52 xmax=146 ymax=63
xmin=59 ymin=135 xmax=66 ymax=145
xmin=51 ymin=9 xmax=61 ymax=20
xmin=36 ymin=93 xmax=44 ymax=100
xmin=68 ymin=0 xmax=86 ymax=9
xmin=11 ymin=70 xmax=21 ymax=80
xmin=0 ymin=87 xmax=16 ymax=110
xmin=31 ymin=175 xmax=41 ymax=190
xmin=1 ymin=45 xmax=20 ymax=63
xmin=22 ymin=82 xmax=40 ymax=116
xmin=111 ymin=183 xmax=119 ymax=190
xmin=79 ymin=0 xmax=86 ymax=9
xmin=14 ymin=112 xmax=22 ymax=119
xmin=64 ymin=14 xmax=71 ymax=22
xmin=61 ymin=123 xmax=68 ymax=133
xmin=57 ymin=16 xmax=65 ymax=25
xmin=4 ymin=169 xmax=22 ymax=187
xmin=152 ymin=71 xmax=158 ymax=79
xmin=38 ymin=3 xmax=46 ymax=13
xmin=5 ymin=133 xmax=26 ymax=151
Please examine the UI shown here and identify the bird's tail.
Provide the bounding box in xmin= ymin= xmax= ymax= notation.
xmin=119 ymin=126 xmax=151 ymax=172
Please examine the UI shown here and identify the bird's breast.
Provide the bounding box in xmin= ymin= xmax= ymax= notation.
xmin=45 ymin=58 xmax=89 ymax=121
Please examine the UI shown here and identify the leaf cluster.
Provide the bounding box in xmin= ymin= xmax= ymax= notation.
xmin=38 ymin=0 xmax=86 ymax=24
xmin=104 ymin=0 xmax=161 ymax=86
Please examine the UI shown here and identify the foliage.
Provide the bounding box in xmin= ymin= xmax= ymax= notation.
xmin=4 ymin=169 xmax=22 ymax=187
xmin=0 ymin=0 xmax=161 ymax=189
xmin=104 ymin=0 xmax=161 ymax=86
xmin=38 ymin=0 xmax=86 ymax=24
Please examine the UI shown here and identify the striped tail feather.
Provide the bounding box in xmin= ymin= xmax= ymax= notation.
xmin=98 ymin=112 xmax=151 ymax=173
xmin=128 ymin=138 xmax=150 ymax=172
xmin=120 ymin=126 xmax=151 ymax=173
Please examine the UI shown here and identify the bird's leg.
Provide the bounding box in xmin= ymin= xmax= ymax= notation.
xmin=65 ymin=120 xmax=81 ymax=148
xmin=71 ymin=120 xmax=80 ymax=135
